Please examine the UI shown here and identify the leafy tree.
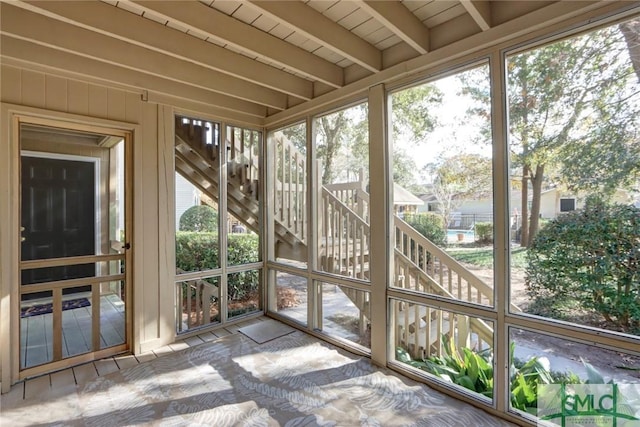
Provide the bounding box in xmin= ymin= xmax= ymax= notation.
xmin=506 ymin=21 xmax=640 ymax=246
xmin=392 ymin=148 xmax=424 ymax=194
xmin=391 ymin=84 xmax=443 ymax=144
xmin=315 ymin=107 xmax=361 ymax=184
xmin=280 ymin=121 xmax=306 ymax=153
xmin=179 ymin=205 xmax=218 ymax=232
xmin=458 ymin=20 xmax=640 ymax=247
xmin=423 ymin=153 xmax=492 ymax=228
xmin=391 ymin=84 xmax=443 ymax=190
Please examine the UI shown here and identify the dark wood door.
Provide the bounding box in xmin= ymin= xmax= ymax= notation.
xmin=21 ymin=156 xmax=96 ymax=286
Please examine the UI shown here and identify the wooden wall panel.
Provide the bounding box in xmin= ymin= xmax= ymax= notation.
xmin=88 ymin=85 xmax=108 ymax=119
xmin=44 ymin=75 xmax=67 ymax=112
xmin=125 ymin=92 xmax=141 ymax=124
xmin=1 ymin=66 xmax=21 ymax=104
xmin=157 ymin=105 xmax=176 ymax=348
xmin=107 ymin=88 xmax=126 ymax=122
xmin=136 ymin=102 xmax=161 ymax=349
xmin=1 ymin=66 xmax=135 ymax=121
xmin=67 ymin=80 xmax=89 ymax=116
xmin=20 ymin=70 xmax=45 ymax=108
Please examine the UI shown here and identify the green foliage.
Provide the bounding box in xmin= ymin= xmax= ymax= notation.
xmin=175 ymin=232 xmax=219 ymax=271
xmin=526 ymin=198 xmax=640 ymax=331
xmin=474 ymin=222 xmax=493 ymax=243
xmin=404 ymin=212 xmax=446 ymax=247
xmin=396 ymin=336 xmax=493 ymax=399
xmin=509 ymin=342 xmax=555 ymax=413
xmin=175 ymin=232 xmax=259 ymax=300
xmin=391 ymin=83 xmax=443 ymax=143
xmin=424 ymin=154 xmax=492 ymax=229
xmin=179 ymin=205 xmax=218 ymax=232
xmin=396 ymin=338 xmax=609 ymax=414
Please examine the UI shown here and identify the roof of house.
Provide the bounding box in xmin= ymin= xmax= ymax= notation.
xmin=394 ymin=183 xmax=424 ymax=206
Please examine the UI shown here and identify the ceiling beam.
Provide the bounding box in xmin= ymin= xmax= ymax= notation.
xmin=0 ymin=36 xmax=268 ymax=119
xmin=356 ymin=0 xmax=430 ymax=55
xmin=0 ymin=4 xmax=287 ymax=109
xmin=244 ymin=0 xmax=382 ymax=73
xmin=16 ymin=0 xmax=313 ymax=100
xmin=460 ymin=1 xmax=492 ymax=31
xmin=127 ymin=0 xmax=344 ymax=88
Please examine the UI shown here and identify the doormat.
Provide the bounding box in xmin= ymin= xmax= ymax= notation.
xmin=21 ymin=298 xmax=90 ymax=318
xmin=238 ymin=319 xmax=295 ymax=344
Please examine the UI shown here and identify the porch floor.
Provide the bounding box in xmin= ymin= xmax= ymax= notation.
xmin=20 ymin=293 xmax=125 ymax=369
xmin=1 ymin=316 xmax=515 ymax=426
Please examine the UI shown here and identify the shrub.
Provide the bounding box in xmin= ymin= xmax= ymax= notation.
xmin=175 ymin=231 xmax=259 ymax=300
xmin=474 ymin=222 xmax=493 ymax=244
xmin=179 ymin=205 xmax=218 ymax=232
xmin=403 ymin=213 xmax=447 ymax=246
xmin=526 ymin=197 xmax=640 ymax=331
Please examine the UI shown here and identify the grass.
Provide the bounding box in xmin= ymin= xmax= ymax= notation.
xmin=446 ymin=246 xmax=528 ymax=269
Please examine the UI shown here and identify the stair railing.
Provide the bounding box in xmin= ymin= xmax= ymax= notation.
xmin=176 ymin=124 xmax=503 ymax=357
xmin=394 ymin=217 xmax=494 ymax=306
xmin=227 ymin=126 xmax=260 ymax=200
xmin=319 ymin=188 xmax=370 ymax=280
xmin=273 ymin=134 xmax=307 ymax=243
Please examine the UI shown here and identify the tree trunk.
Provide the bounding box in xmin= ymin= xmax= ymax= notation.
xmin=520 ymin=165 xmax=529 ymax=247
xmin=320 ymin=114 xmax=345 ymax=184
xmin=620 ymin=19 xmax=640 ymax=82
xmin=527 ymin=164 xmax=544 ymax=247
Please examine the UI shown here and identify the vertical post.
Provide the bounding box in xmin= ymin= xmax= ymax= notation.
xmin=368 ymin=83 xmax=390 ymax=367
xmin=308 ymin=116 xmax=318 ymax=330
xmin=357 ymin=167 xmax=365 ymax=218
xmin=219 ymin=124 xmax=228 ymax=323
xmin=265 ymin=129 xmax=277 ymax=313
xmin=491 ymin=51 xmax=510 ymax=415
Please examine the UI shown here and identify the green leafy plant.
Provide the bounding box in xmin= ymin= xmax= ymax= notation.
xmin=526 ymin=197 xmax=640 ymax=331
xmin=396 ymin=336 xmax=493 ymax=398
xmin=175 ymin=231 xmax=259 ymax=300
xmin=179 ymin=205 xmax=218 ymax=232
xmin=395 ymin=337 xmax=613 ymax=414
xmin=509 ymin=342 xmax=555 ymax=413
xmin=403 ymin=213 xmax=447 ymax=247
xmin=474 ymin=222 xmax=493 ymax=244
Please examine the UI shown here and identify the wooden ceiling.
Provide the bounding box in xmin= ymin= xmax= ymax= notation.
xmin=1 ymin=1 xmax=638 ymax=124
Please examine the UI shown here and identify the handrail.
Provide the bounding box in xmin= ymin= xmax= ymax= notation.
xmin=274 ymin=134 xmax=306 ymax=243
xmin=324 ymin=168 xmax=369 ymax=220
xmin=320 ymin=187 xmax=370 ymax=279
xmin=176 ymin=122 xmax=512 ymax=351
xmin=394 ymin=216 xmax=494 ymax=305
xmin=322 ymin=188 xmax=369 ymax=226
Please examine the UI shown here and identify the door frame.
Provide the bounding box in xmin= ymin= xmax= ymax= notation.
xmin=0 ymin=104 xmax=138 ymax=391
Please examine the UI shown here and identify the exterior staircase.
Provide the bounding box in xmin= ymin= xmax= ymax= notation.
xmin=175 ymin=117 xmax=506 ymax=358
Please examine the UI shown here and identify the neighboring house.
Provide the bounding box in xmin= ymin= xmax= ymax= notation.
xmin=175 ymin=173 xmax=201 ymax=230
xmin=393 ymin=183 xmax=424 ymax=217
xmin=539 ymin=187 xmax=633 ymax=219
xmin=418 ymin=191 xmax=524 ymax=228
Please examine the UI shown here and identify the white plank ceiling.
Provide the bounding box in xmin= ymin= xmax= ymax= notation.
xmin=0 ymin=0 xmax=636 ymax=120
